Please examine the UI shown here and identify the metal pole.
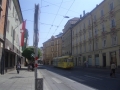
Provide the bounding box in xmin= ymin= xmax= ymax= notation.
xmin=34 ymin=4 xmax=39 ymax=90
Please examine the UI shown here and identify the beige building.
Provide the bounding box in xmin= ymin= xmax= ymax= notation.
xmin=62 ymin=18 xmax=79 ymax=56
xmin=72 ymin=0 xmax=120 ymax=67
xmin=43 ymin=33 xmax=63 ymax=65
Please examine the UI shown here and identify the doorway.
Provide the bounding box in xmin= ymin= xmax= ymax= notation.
xmin=103 ymin=53 xmax=106 ymax=67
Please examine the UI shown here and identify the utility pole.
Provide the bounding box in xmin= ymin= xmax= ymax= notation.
xmin=34 ymin=4 xmax=40 ymax=90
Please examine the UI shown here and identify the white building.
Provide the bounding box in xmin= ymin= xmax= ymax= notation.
xmin=4 ymin=0 xmax=24 ymax=72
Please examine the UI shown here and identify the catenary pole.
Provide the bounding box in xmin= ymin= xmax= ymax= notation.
xmin=34 ymin=4 xmax=39 ymax=90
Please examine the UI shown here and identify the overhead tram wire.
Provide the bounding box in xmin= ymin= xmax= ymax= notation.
xmin=52 ymin=0 xmax=75 ymax=35
xmin=43 ymin=0 xmax=79 ymax=14
xmin=45 ymin=0 xmax=63 ymax=39
xmin=26 ymin=20 xmax=58 ymax=27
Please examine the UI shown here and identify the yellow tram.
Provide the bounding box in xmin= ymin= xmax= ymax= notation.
xmin=53 ymin=56 xmax=74 ymax=69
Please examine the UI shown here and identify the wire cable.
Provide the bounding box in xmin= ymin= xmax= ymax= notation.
xmin=52 ymin=0 xmax=75 ymax=35
xmin=45 ymin=0 xmax=63 ymax=39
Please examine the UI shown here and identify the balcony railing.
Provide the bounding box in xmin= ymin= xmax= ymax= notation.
xmin=94 ymin=34 xmax=98 ymax=39
xmin=109 ymin=10 xmax=115 ymax=18
xmin=111 ymin=27 xmax=116 ymax=32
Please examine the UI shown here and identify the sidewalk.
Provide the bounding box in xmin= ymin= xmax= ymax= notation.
xmin=0 ymin=67 xmax=48 ymax=90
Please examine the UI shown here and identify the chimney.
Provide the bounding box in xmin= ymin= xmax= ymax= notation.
xmin=96 ymin=4 xmax=98 ymax=7
xmin=80 ymin=14 xmax=82 ymax=19
xmin=83 ymin=10 xmax=85 ymax=16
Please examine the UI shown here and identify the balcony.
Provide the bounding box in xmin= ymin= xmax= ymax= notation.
xmin=83 ymin=40 xmax=86 ymax=44
xmin=88 ymin=37 xmax=92 ymax=42
xmin=83 ymin=29 xmax=86 ymax=33
xmin=93 ymin=21 xmax=97 ymax=27
xmin=76 ymin=34 xmax=78 ymax=37
xmin=94 ymin=34 xmax=98 ymax=39
xmin=79 ymin=32 xmax=82 ymax=35
xmin=101 ymin=31 xmax=107 ymax=35
xmin=109 ymin=10 xmax=115 ymax=18
xmin=88 ymin=25 xmax=91 ymax=30
xmin=111 ymin=27 xmax=116 ymax=32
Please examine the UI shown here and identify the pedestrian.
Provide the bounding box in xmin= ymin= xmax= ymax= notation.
xmin=16 ymin=62 xmax=21 ymax=74
xmin=110 ymin=62 xmax=116 ymax=78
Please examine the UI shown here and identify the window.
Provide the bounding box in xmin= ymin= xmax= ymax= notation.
xmin=16 ymin=35 xmax=18 ymax=43
xmin=95 ymin=29 xmax=97 ymax=35
xmin=103 ymin=39 xmax=106 ymax=47
xmin=80 ymin=36 xmax=82 ymax=42
xmin=89 ymin=19 xmax=90 ymax=25
xmin=102 ymin=24 xmax=105 ymax=32
xmin=89 ymin=43 xmax=92 ymax=51
xmin=80 ymin=47 xmax=82 ymax=54
xmin=110 ymin=2 xmax=113 ymax=11
xmin=13 ymin=7 xmax=14 ymax=17
xmin=9 ymin=0 xmax=11 ymax=8
xmin=94 ymin=15 xmax=96 ymax=21
xmin=84 ymin=34 xmax=86 ymax=40
xmin=112 ymin=36 xmax=117 ymax=45
xmin=7 ymin=20 xmax=10 ymax=32
xmin=111 ymin=19 xmax=116 ymax=28
xmin=83 ymin=23 xmax=85 ymax=29
xmin=89 ymin=31 xmax=92 ymax=38
xmin=95 ymin=42 xmax=98 ymax=49
xmin=11 ymin=26 xmax=13 ymax=36
xmin=0 ymin=0 xmax=2 ymax=18
xmin=72 ymin=31 xmax=74 ymax=36
xmin=84 ymin=45 xmax=86 ymax=52
xmin=101 ymin=10 xmax=104 ymax=16
xmin=14 ymin=31 xmax=15 ymax=40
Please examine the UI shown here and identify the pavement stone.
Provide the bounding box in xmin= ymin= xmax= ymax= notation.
xmin=0 ymin=67 xmax=47 ymax=90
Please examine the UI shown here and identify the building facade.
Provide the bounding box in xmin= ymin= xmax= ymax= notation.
xmin=72 ymin=0 xmax=120 ymax=67
xmin=4 ymin=0 xmax=24 ymax=72
xmin=62 ymin=18 xmax=79 ymax=56
xmin=43 ymin=33 xmax=63 ymax=65
xmin=0 ymin=0 xmax=8 ymax=74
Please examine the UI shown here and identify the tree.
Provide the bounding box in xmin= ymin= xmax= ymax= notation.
xmin=22 ymin=46 xmax=41 ymax=61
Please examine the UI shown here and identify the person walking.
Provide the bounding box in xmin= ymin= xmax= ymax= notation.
xmin=110 ymin=62 xmax=116 ymax=78
xmin=16 ymin=62 xmax=21 ymax=74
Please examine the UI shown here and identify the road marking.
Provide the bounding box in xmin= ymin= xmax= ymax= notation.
xmin=70 ymin=76 xmax=84 ymax=82
xmin=85 ymin=75 xmax=103 ymax=80
xmin=52 ymin=77 xmax=62 ymax=83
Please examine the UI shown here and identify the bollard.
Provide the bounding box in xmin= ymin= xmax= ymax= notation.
xmin=36 ymin=78 xmax=43 ymax=90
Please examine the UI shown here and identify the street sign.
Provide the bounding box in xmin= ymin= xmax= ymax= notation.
xmin=36 ymin=78 xmax=43 ymax=90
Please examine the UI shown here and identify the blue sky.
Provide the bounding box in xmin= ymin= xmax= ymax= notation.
xmin=19 ymin=0 xmax=103 ymax=47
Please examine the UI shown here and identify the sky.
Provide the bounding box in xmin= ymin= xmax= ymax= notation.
xmin=19 ymin=0 xmax=103 ymax=47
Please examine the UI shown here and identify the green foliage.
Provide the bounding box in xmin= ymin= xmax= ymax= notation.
xmin=22 ymin=46 xmax=41 ymax=61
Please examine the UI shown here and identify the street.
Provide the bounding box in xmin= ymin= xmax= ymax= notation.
xmin=38 ymin=65 xmax=120 ymax=90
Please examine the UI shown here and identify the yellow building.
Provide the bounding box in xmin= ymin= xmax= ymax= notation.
xmin=43 ymin=33 xmax=62 ymax=65
xmin=72 ymin=0 xmax=120 ymax=68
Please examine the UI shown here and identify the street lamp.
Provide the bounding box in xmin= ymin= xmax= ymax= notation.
xmin=63 ymin=16 xmax=70 ymax=18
